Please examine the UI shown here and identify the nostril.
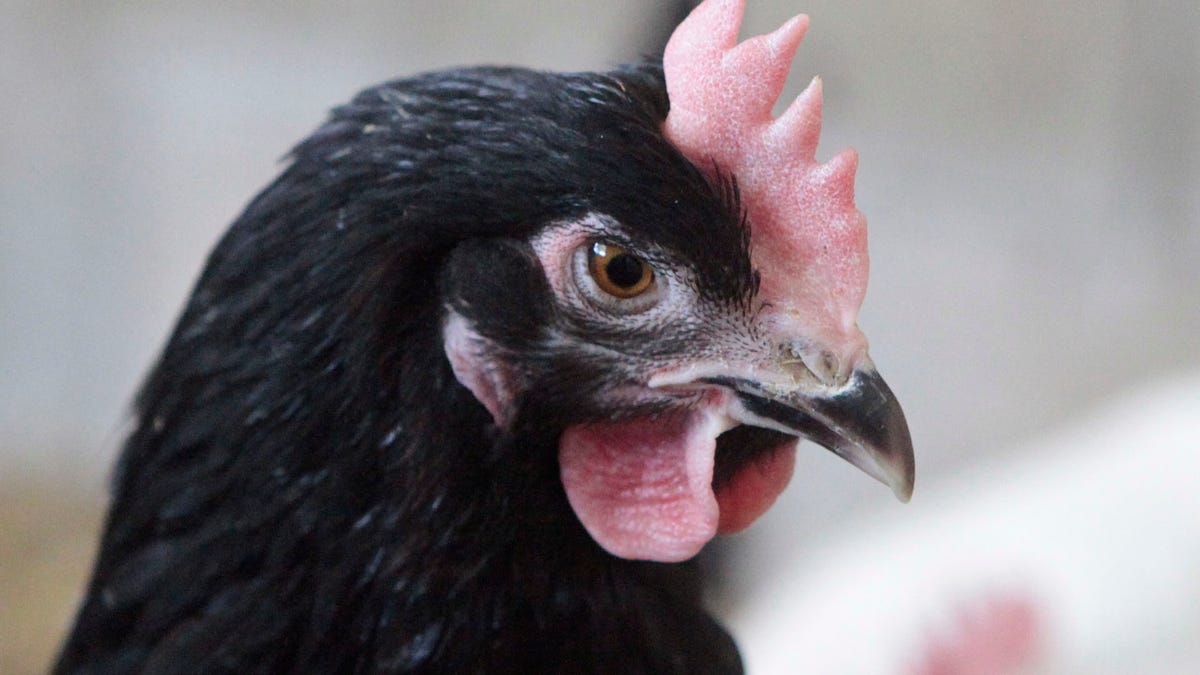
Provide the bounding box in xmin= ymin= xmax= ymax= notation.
xmin=784 ymin=341 xmax=844 ymax=387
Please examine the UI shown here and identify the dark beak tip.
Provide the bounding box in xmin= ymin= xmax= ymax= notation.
xmin=888 ymin=409 xmax=916 ymax=503
xmin=894 ymin=467 xmax=914 ymax=503
xmin=732 ymin=364 xmax=916 ymax=504
xmin=717 ymin=363 xmax=915 ymax=503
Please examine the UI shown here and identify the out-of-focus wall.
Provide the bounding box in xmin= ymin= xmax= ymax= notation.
xmin=1 ymin=0 xmax=1197 ymax=671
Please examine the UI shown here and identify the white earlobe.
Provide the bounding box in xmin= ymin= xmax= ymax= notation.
xmin=442 ymin=310 xmax=516 ymax=428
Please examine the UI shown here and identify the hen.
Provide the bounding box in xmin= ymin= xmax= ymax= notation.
xmin=56 ymin=1 xmax=912 ymax=672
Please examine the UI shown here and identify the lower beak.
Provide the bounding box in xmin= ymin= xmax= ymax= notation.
xmin=715 ymin=361 xmax=915 ymax=502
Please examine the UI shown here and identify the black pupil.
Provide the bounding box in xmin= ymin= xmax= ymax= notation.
xmin=606 ymin=254 xmax=645 ymax=289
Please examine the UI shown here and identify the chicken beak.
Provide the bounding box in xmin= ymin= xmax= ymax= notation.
xmin=719 ymin=360 xmax=915 ymax=502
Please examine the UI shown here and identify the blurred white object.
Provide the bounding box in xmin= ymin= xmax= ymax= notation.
xmin=730 ymin=372 xmax=1200 ymax=675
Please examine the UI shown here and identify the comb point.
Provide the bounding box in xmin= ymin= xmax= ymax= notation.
xmin=768 ymin=14 xmax=810 ymax=57
xmin=725 ymin=13 xmax=810 ymax=115
xmin=682 ymin=0 xmax=745 ymax=51
xmin=822 ymin=147 xmax=860 ymax=202
xmin=774 ymin=75 xmax=824 ymax=158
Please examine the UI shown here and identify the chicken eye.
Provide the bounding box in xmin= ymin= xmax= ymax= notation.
xmin=587 ymin=242 xmax=654 ymax=299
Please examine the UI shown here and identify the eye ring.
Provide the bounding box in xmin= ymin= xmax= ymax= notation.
xmin=571 ymin=239 xmax=664 ymax=315
xmin=587 ymin=242 xmax=655 ymax=299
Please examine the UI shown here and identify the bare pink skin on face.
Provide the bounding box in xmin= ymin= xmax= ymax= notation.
xmin=664 ymin=0 xmax=870 ymax=377
xmin=527 ymin=219 xmax=802 ymax=561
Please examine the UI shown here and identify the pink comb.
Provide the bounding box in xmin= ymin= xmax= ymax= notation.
xmin=664 ymin=0 xmax=869 ymax=367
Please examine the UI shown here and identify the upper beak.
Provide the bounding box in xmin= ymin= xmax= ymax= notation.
xmin=714 ymin=360 xmax=915 ymax=502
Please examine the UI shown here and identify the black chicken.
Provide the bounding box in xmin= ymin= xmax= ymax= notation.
xmin=56 ymin=1 xmax=913 ymax=672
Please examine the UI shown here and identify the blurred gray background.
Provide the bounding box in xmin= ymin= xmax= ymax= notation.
xmin=2 ymin=1 xmax=1197 ymax=672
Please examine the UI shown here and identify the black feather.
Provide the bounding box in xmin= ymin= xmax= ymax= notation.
xmin=56 ymin=64 xmax=750 ymax=674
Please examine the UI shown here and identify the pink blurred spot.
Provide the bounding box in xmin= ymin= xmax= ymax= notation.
xmin=908 ymin=594 xmax=1043 ymax=675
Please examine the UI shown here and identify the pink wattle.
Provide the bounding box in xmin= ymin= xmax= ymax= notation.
xmin=560 ymin=404 xmax=797 ymax=562
xmin=716 ymin=439 xmax=797 ymax=533
xmin=560 ymin=412 xmax=720 ymax=563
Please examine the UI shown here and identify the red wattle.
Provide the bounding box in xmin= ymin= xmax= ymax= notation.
xmin=559 ymin=394 xmax=798 ymax=561
xmin=559 ymin=410 xmax=721 ymax=563
xmin=715 ymin=439 xmax=798 ymax=533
